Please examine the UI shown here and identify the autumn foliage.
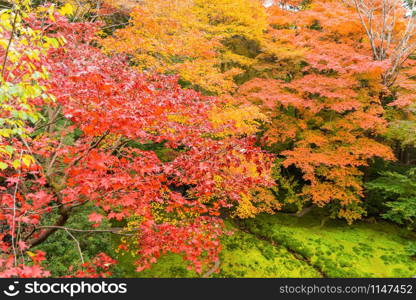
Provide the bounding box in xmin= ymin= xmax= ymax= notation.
xmin=101 ymin=0 xmax=268 ymax=94
xmin=1 ymin=0 xmax=416 ymax=277
xmin=238 ymin=0 xmax=416 ymax=221
xmin=0 ymin=2 xmax=274 ymax=276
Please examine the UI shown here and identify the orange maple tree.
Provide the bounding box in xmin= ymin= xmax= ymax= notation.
xmin=237 ymin=0 xmax=416 ymax=221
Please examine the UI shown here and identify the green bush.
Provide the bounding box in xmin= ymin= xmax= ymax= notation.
xmin=34 ymin=204 xmax=118 ymax=277
xmin=366 ymin=168 xmax=416 ymax=229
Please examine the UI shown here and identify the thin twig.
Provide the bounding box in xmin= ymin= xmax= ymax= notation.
xmin=1 ymin=6 xmax=18 ymax=80
xmin=36 ymin=225 xmax=138 ymax=236
xmin=11 ymin=150 xmax=23 ymax=267
xmin=65 ymin=229 xmax=84 ymax=264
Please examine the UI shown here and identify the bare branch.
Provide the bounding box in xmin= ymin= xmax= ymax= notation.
xmin=35 ymin=225 xmax=137 ymax=236
xmin=65 ymin=229 xmax=84 ymax=264
xmin=1 ymin=6 xmax=18 ymax=80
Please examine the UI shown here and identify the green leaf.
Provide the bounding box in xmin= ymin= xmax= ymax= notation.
xmin=22 ymin=154 xmax=34 ymax=167
xmin=12 ymin=159 xmax=20 ymax=169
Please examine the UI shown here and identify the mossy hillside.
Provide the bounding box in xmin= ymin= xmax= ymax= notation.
xmin=213 ymin=223 xmax=320 ymax=278
xmin=114 ymin=250 xmax=196 ymax=278
xmin=114 ymin=221 xmax=319 ymax=278
xmin=113 ymin=212 xmax=416 ymax=278
xmin=242 ymin=212 xmax=416 ymax=278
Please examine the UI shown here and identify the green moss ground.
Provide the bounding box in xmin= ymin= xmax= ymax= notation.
xmin=114 ymin=211 xmax=416 ymax=278
xmin=212 ymin=224 xmax=320 ymax=278
xmin=115 ymin=251 xmax=196 ymax=278
xmin=113 ymin=223 xmax=319 ymax=278
xmin=242 ymin=212 xmax=416 ymax=277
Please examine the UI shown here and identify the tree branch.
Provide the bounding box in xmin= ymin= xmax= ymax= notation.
xmin=28 ymin=206 xmax=71 ymax=248
xmin=1 ymin=6 xmax=18 ymax=80
xmin=34 ymin=225 xmax=137 ymax=236
xmin=65 ymin=228 xmax=84 ymax=264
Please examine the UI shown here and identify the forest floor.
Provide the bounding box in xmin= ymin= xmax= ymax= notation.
xmin=115 ymin=210 xmax=416 ymax=278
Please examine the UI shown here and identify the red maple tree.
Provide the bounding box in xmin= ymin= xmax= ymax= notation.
xmin=0 ymin=14 xmax=274 ymax=276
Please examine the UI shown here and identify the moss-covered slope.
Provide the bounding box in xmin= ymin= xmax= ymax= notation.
xmin=115 ymin=212 xmax=416 ymax=278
